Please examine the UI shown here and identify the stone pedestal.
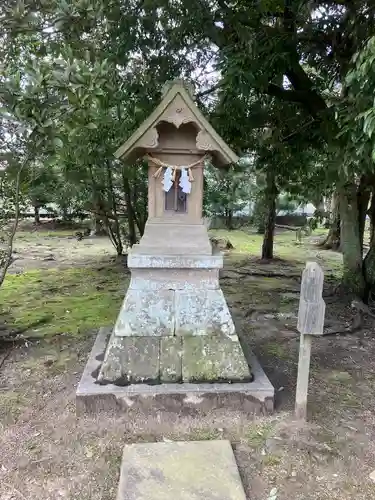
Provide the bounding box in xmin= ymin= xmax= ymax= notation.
xmin=98 ymin=220 xmax=252 ymax=385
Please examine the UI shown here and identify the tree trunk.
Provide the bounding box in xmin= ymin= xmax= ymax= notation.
xmin=320 ymin=190 xmax=340 ymax=250
xmin=226 ymin=209 xmax=233 ymax=230
xmin=339 ymin=182 xmax=365 ymax=297
xmin=357 ymin=175 xmax=371 ymax=255
xmin=363 ymin=191 xmax=375 ymax=301
xmin=34 ymin=205 xmax=41 ymax=225
xmin=122 ymin=170 xmax=138 ymax=245
xmin=61 ymin=207 xmax=70 ymax=223
xmin=130 ymin=169 xmax=148 ymax=236
xmin=261 ymin=169 xmax=278 ymax=260
xmin=369 ymin=193 xmax=375 ymax=246
xmin=90 ymin=215 xmax=106 ymax=236
xmin=106 ymin=160 xmax=123 ymax=256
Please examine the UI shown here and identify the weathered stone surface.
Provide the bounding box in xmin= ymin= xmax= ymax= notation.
xmin=116 ymin=440 xmax=247 ymax=500
xmin=297 ymin=261 xmax=325 ymax=336
xmin=210 ymin=236 xmax=234 ymax=251
xmin=135 ymin=221 xmax=213 ymax=255
xmin=114 ymin=289 xmax=174 ymax=337
xmin=175 ymin=289 xmax=235 ymax=336
xmin=76 ymin=327 xmax=275 ymax=416
xmin=97 ymin=335 xmax=159 ymax=385
xmin=129 ymin=268 xmax=220 ymax=291
xmin=160 ymin=337 xmax=182 ymax=383
xmin=182 ymin=336 xmax=252 ymax=383
xmin=113 ymin=279 xmax=234 ymax=338
xmin=128 ymin=253 xmax=223 ymax=269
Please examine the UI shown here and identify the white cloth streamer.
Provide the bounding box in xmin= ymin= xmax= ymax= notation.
xmin=162 ymin=167 xmax=174 ymax=192
xmin=179 ymin=167 xmax=192 ymax=194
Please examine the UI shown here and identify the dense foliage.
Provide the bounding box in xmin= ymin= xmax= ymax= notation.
xmin=1 ymin=0 xmax=375 ymax=297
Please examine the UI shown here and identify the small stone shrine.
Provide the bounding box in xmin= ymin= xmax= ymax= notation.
xmin=97 ymin=80 xmax=252 ymax=385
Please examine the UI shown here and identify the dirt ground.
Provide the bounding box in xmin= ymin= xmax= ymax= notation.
xmin=10 ymin=225 xmax=115 ymax=274
xmin=1 ymin=228 xmax=375 ymax=500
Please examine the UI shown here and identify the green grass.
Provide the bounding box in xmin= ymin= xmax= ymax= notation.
xmin=245 ymin=421 xmax=275 ymax=449
xmin=16 ymin=229 xmax=78 ymax=239
xmin=211 ymin=227 xmax=343 ymax=276
xmin=262 ymin=454 xmax=282 ymax=467
xmin=261 ymin=342 xmax=289 ymax=359
xmin=1 ymin=226 xmax=344 ymax=339
xmin=1 ymin=266 xmax=126 ymax=337
xmin=185 ymin=428 xmax=222 ymax=441
xmin=211 ymin=228 xmax=305 ymax=257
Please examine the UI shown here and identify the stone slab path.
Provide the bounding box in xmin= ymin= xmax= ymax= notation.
xmin=116 ymin=440 xmax=247 ymax=500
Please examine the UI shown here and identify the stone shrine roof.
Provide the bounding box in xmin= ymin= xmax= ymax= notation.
xmin=115 ymin=81 xmax=239 ymax=167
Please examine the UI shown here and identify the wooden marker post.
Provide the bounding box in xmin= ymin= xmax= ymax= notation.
xmin=295 ymin=262 xmax=325 ymax=420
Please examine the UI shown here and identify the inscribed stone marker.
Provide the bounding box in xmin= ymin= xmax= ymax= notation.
xmin=295 ymin=262 xmax=325 ymax=420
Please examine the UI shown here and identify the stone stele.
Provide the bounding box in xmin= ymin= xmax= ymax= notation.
xmin=98 ymin=79 xmax=252 ymax=384
xmin=116 ymin=440 xmax=247 ymax=500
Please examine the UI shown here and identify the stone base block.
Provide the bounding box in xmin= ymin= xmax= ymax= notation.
xmin=129 ymin=268 xmax=220 ymax=291
xmin=98 ymin=335 xmax=160 ymax=385
xmin=114 ymin=289 xmax=175 ymax=337
xmin=175 ymin=289 xmax=235 ymax=336
xmin=128 ymin=253 xmax=224 ymax=269
xmin=77 ymin=328 xmax=275 ymax=417
xmin=132 ymin=221 xmax=213 ymax=255
xmin=114 ymin=286 xmax=235 ymax=337
xmin=182 ymin=336 xmax=252 ymax=383
xmin=97 ymin=330 xmax=251 ymax=384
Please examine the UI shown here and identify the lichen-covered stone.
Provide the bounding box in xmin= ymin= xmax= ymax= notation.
xmin=175 ymin=289 xmax=235 ymax=336
xmin=97 ymin=335 xmax=159 ymax=385
xmin=182 ymin=336 xmax=252 ymax=383
xmin=114 ymin=289 xmax=174 ymax=337
xmin=128 ymin=253 xmax=223 ymax=269
xmin=160 ymin=337 xmax=182 ymax=383
xmin=117 ymin=441 xmax=247 ymax=500
xmin=129 ymin=268 xmax=220 ymax=291
xmin=210 ymin=236 xmax=234 ymax=251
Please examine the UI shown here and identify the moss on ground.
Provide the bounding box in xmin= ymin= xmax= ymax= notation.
xmin=1 ymin=266 xmax=126 ymax=337
xmin=1 ymin=226 xmax=341 ymax=339
xmin=210 ymin=228 xmax=343 ymax=277
xmin=15 ymin=229 xmax=78 ymax=239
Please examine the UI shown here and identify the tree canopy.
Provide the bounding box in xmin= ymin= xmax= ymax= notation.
xmin=1 ymin=0 xmax=375 ymax=296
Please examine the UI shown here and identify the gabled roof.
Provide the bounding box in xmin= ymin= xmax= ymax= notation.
xmin=114 ymin=81 xmax=238 ymax=167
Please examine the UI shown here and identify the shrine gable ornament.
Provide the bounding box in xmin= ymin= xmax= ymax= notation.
xmin=114 ymin=79 xmax=238 ymax=167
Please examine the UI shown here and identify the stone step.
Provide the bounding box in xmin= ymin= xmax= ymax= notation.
xmin=116 ymin=440 xmax=247 ymax=500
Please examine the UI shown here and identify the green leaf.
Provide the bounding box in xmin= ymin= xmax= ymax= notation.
xmin=86 ymin=123 xmax=97 ymax=129
xmin=53 ymin=137 xmax=64 ymax=148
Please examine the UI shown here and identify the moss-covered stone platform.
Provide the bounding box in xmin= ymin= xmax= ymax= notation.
xmin=97 ymin=331 xmax=252 ymax=385
xmin=76 ymin=328 xmax=275 ymax=417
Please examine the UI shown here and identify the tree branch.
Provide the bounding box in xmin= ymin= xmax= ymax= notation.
xmin=265 ymin=83 xmax=311 ymax=104
xmin=195 ymin=83 xmax=222 ymax=99
xmin=0 ymin=155 xmax=29 ymax=288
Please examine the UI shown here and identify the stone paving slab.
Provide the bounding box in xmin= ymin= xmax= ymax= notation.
xmin=116 ymin=440 xmax=247 ymax=500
